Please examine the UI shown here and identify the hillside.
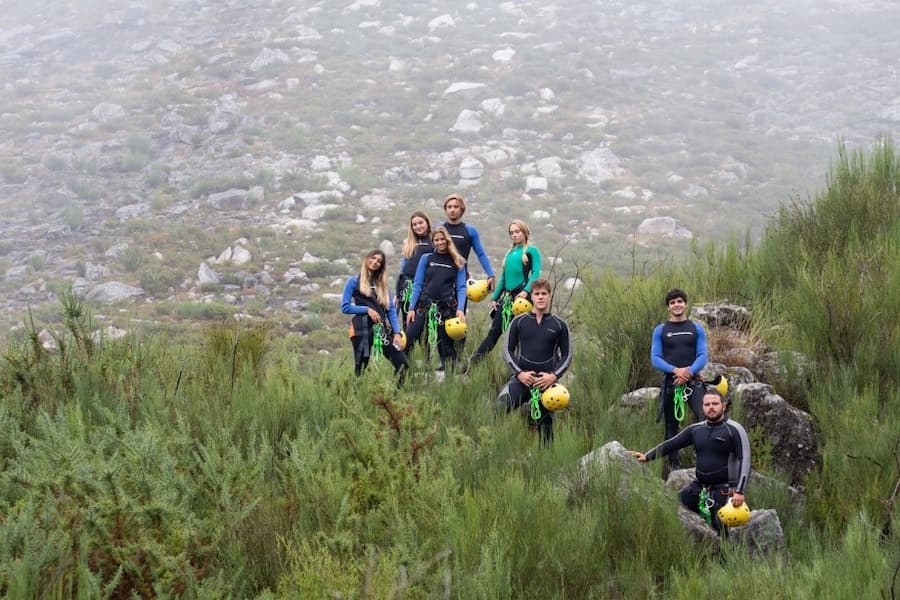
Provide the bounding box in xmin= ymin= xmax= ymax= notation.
xmin=0 ymin=141 xmax=897 ymax=597
xmin=2 ymin=0 xmax=900 ymax=352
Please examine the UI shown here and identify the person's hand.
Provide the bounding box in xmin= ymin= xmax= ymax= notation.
xmin=628 ymin=450 xmax=648 ymax=463
xmin=367 ymin=308 xmax=381 ymax=323
xmin=456 ymin=310 xmax=465 ymax=320
xmin=673 ymin=367 xmax=692 ymax=384
xmin=517 ymin=370 xmax=537 ymax=386
xmin=516 ymin=290 xmax=528 ymax=299
xmin=487 ymin=276 xmax=496 ymax=291
xmin=731 ymin=492 xmax=745 ymax=508
xmin=392 ymin=333 xmax=403 ymax=350
xmin=406 ymin=310 xmax=415 ymax=325
xmin=535 ymin=371 xmax=558 ymax=391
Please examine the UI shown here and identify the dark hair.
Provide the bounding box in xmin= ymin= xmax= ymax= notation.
xmin=664 ymin=288 xmax=687 ymax=306
xmin=703 ymin=388 xmax=726 ymax=403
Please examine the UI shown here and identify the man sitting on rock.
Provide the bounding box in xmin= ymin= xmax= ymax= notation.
xmin=628 ymin=388 xmax=750 ymax=534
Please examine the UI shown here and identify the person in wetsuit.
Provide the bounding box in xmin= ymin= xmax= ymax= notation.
xmin=404 ymin=227 xmax=468 ymax=371
xmin=396 ymin=211 xmax=433 ymax=318
xmin=629 ymin=389 xmax=750 ymax=535
xmin=497 ymin=278 xmax=571 ymax=444
xmin=650 ymin=288 xmax=708 ymax=474
xmin=470 ymin=219 xmax=542 ymax=364
xmin=341 ymin=249 xmax=408 ymax=377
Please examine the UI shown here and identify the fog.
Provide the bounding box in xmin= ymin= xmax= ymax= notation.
xmin=1 ymin=0 xmax=898 ymax=325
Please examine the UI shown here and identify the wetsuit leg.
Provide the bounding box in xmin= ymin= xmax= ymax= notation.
xmin=504 ymin=378 xmax=553 ymax=445
xmin=472 ymin=306 xmax=504 ymax=360
xmin=350 ymin=336 xmax=369 ymax=376
xmin=404 ymin=310 xmax=428 ymax=356
xmin=661 ymin=381 xmax=681 ymax=470
xmin=687 ymin=380 xmax=705 ymax=420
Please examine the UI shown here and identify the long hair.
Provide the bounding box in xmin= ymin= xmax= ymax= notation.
xmin=401 ymin=211 xmax=432 ymax=259
xmin=502 ymin=219 xmax=532 ymax=268
xmin=358 ymin=249 xmax=390 ymax=308
xmin=431 ymin=227 xmax=466 ymax=269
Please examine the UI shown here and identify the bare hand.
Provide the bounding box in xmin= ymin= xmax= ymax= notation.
xmin=405 ymin=310 xmax=415 ymax=325
xmin=487 ymin=276 xmax=496 ymax=291
xmin=367 ymin=308 xmax=382 ymax=323
xmin=673 ymin=367 xmax=692 ymax=385
xmin=534 ymin=372 xmax=558 ymax=391
xmin=516 ymin=290 xmax=528 ymax=299
xmin=517 ymin=370 xmax=537 ymax=386
xmin=628 ymin=450 xmax=648 ymax=463
xmin=456 ymin=310 xmax=465 ymax=320
xmin=731 ymin=492 xmax=745 ymax=508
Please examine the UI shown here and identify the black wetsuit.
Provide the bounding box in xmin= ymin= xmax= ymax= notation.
xmin=644 ymin=418 xmax=751 ymax=533
xmin=650 ymin=319 xmax=708 ymax=469
xmin=498 ymin=311 xmax=572 ymax=444
xmin=396 ymin=236 xmax=432 ymax=315
xmin=405 ymin=252 xmax=467 ymax=368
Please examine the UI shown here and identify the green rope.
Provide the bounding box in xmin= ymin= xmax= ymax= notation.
xmin=426 ymin=303 xmax=440 ymax=353
xmin=530 ymin=386 xmax=542 ymax=421
xmin=673 ymin=384 xmax=686 ymax=423
xmin=698 ymin=487 xmax=713 ymax=526
xmin=372 ymin=323 xmax=384 ymax=358
xmin=501 ymin=294 xmax=514 ymax=332
xmin=401 ymin=280 xmax=413 ymax=313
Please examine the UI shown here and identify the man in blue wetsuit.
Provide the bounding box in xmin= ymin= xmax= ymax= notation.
xmin=442 ymin=194 xmax=495 ymax=288
xmin=650 ymin=288 xmax=708 ymax=474
xmin=497 ymin=278 xmax=572 ymax=444
xmin=630 ymin=389 xmax=750 ymax=535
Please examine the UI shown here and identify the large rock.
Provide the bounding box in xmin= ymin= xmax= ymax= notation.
xmin=636 ymin=217 xmax=693 ymax=239
xmin=86 ymin=282 xmax=145 ymax=304
xmin=577 ymin=147 xmax=624 ymax=183
xmin=728 ymin=509 xmax=786 ymax=556
xmin=458 ymin=156 xmax=484 ymax=180
xmin=450 ymin=109 xmax=483 ymax=134
xmin=739 ymin=383 xmax=821 ymax=485
xmin=691 ymin=303 xmax=751 ymax=329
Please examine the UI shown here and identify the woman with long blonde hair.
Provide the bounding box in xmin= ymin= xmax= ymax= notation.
xmin=341 ymin=249 xmax=408 ymax=376
xmin=396 ymin=211 xmax=433 ymax=316
xmin=469 ymin=219 xmax=542 ymax=364
xmin=404 ymin=227 xmax=468 ymax=371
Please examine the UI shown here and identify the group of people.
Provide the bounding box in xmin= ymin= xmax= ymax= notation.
xmin=342 ymin=203 xmax=750 ymax=532
xmin=341 ymin=193 xmax=570 ymax=439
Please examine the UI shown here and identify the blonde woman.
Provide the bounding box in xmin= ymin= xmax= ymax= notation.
xmin=396 ymin=211 xmax=433 ymax=316
xmin=341 ymin=249 xmax=408 ymax=376
xmin=404 ymin=227 xmax=468 ymax=371
xmin=470 ymin=220 xmax=542 ymax=363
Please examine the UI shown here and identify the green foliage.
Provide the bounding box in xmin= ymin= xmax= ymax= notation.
xmin=3 ymin=142 xmax=900 ymax=597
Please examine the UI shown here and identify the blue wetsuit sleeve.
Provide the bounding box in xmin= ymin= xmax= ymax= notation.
xmin=552 ymin=318 xmax=573 ymax=378
xmin=341 ymin=277 xmax=367 ymax=316
xmin=387 ymin=295 xmax=402 ymax=332
xmin=523 ymin=247 xmax=542 ymax=292
xmin=650 ymin=324 xmax=675 ymax=373
xmin=455 ymin=267 xmax=467 ymax=312
xmin=407 ymin=253 xmax=429 ymax=309
xmin=399 ymin=255 xmax=408 ymax=273
xmin=688 ymin=321 xmax=708 ymax=375
xmin=466 ymin=224 xmax=495 ymax=278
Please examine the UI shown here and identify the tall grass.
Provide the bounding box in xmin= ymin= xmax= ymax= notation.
xmin=2 ymin=142 xmax=900 ymax=597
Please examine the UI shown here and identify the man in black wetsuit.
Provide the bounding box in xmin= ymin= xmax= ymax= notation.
xmin=497 ymin=278 xmax=572 ymax=444
xmin=629 ymin=389 xmax=750 ymax=535
xmin=650 ymin=288 xmax=708 ymax=474
xmin=442 ymin=194 xmax=495 ymax=288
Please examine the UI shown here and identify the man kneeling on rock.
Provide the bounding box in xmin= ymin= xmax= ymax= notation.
xmin=628 ymin=388 xmax=750 ymax=534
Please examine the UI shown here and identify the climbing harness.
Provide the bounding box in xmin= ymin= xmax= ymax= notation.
xmin=426 ymin=303 xmax=441 ymax=353
xmin=673 ymin=383 xmax=692 ymax=423
xmin=401 ymin=279 xmax=413 ymax=313
xmin=501 ymin=293 xmax=514 ymax=331
xmin=372 ymin=323 xmax=385 ymax=358
xmin=529 ymin=386 xmax=542 ymax=422
xmin=698 ymin=487 xmax=715 ymax=526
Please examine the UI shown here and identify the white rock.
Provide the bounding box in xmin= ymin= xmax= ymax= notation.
xmin=637 ymin=217 xmax=693 ymax=239
xmin=443 ymin=81 xmax=486 ymax=96
xmin=531 ymin=209 xmax=551 ymax=220
xmin=459 ymin=156 xmax=485 ymax=179
xmin=311 ymin=155 xmax=331 ymax=171
xmin=578 ymin=147 xmax=625 ymax=183
xmin=198 ymin=263 xmax=220 ymax=285
xmin=564 ymin=277 xmax=583 ymax=291
xmin=492 ymin=47 xmax=516 ymax=63
xmin=526 ymin=177 xmax=548 ymax=193
xmin=480 ymin=97 xmax=506 ymax=118
xmin=449 ymin=109 xmax=483 ymax=133
xmin=428 ymin=14 xmax=455 ymax=32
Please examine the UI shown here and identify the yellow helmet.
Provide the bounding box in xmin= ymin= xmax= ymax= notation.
xmin=395 ymin=331 xmax=407 ymax=351
xmin=466 ymin=278 xmax=490 ymax=303
xmin=717 ymin=499 xmax=750 ymax=527
xmin=708 ymin=374 xmax=729 ymax=397
xmin=444 ymin=317 xmax=467 ymax=341
xmin=511 ymin=297 xmax=533 ymax=316
xmin=540 ymin=383 xmax=570 ymax=411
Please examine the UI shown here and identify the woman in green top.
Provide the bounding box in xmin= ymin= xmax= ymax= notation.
xmin=470 ymin=219 xmax=542 ymax=362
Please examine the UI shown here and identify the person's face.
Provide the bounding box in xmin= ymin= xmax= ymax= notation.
xmin=702 ymin=394 xmax=726 ymax=421
xmin=433 ymin=234 xmax=449 ymax=253
xmin=509 ymin=224 xmax=525 ymax=245
xmin=366 ymin=253 xmax=384 ymax=271
xmin=411 ymin=216 xmax=429 ymax=236
xmin=531 ymin=287 xmax=551 ymax=310
xmin=444 ymin=199 xmax=463 ymax=222
xmin=667 ymin=297 xmax=687 ymax=319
